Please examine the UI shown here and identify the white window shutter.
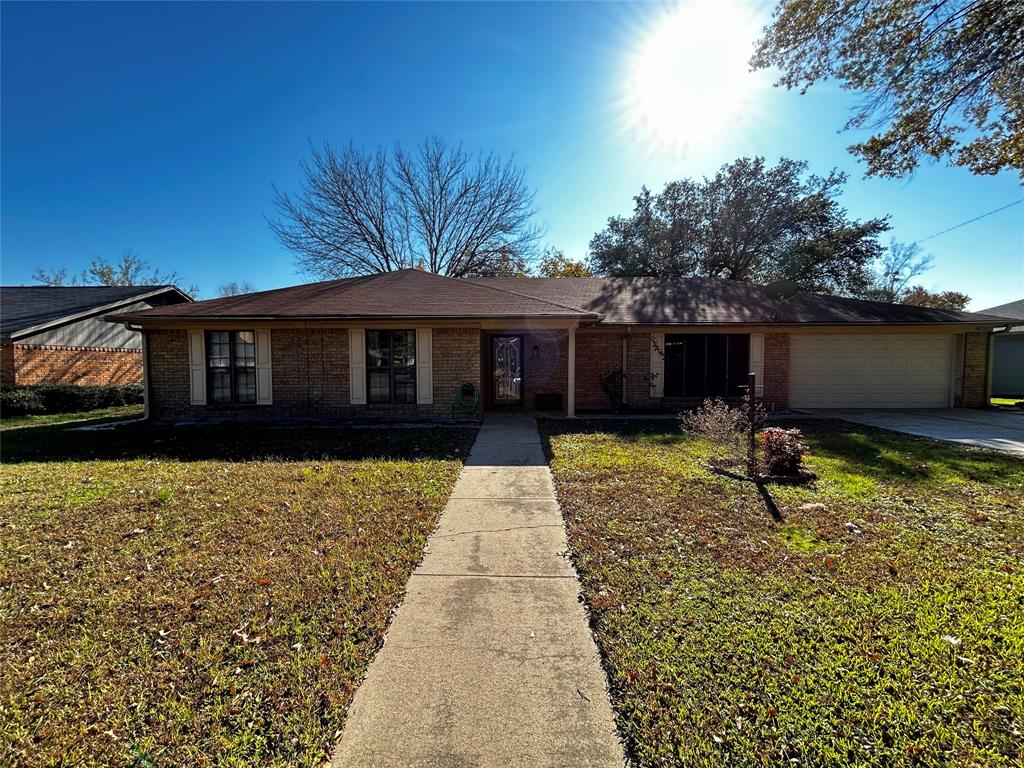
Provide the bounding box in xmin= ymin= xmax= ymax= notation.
xmin=749 ymin=332 xmax=764 ymax=397
xmin=416 ymin=328 xmax=433 ymax=405
xmin=255 ymin=329 xmax=273 ymax=405
xmin=188 ymin=329 xmax=206 ymax=406
xmin=349 ymin=329 xmax=366 ymax=405
xmin=650 ymin=333 xmax=664 ymax=398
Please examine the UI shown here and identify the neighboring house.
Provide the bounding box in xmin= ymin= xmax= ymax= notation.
xmin=107 ymin=270 xmax=1016 ymax=421
xmin=981 ymin=298 xmax=1024 ymax=398
xmin=1 ymin=285 xmax=192 ymax=386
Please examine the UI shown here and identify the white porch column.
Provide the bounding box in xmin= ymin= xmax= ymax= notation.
xmin=567 ymin=326 xmax=576 ymax=417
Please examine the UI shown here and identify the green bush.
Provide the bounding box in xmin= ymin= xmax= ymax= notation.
xmin=0 ymin=384 xmax=143 ymax=417
xmin=0 ymin=387 xmax=46 ymax=416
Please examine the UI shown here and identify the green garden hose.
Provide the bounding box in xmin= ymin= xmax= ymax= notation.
xmin=455 ymin=382 xmax=481 ymax=416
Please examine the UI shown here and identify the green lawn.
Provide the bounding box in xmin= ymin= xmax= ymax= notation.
xmin=0 ymin=421 xmax=475 ymax=767
xmin=0 ymin=404 xmax=144 ymax=431
xmin=541 ymin=419 xmax=1024 ymax=768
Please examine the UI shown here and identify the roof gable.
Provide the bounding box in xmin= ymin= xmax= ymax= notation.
xmin=1 ymin=285 xmax=189 ymax=337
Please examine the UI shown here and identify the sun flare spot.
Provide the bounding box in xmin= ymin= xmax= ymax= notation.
xmin=623 ymin=2 xmax=763 ymax=154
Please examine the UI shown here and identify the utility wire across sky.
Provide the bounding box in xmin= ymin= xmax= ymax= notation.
xmin=914 ymin=198 xmax=1024 ymax=245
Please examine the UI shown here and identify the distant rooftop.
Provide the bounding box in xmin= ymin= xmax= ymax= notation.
xmin=1 ymin=285 xmax=187 ymax=337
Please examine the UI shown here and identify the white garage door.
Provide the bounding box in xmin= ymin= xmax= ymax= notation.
xmin=790 ymin=334 xmax=953 ymax=408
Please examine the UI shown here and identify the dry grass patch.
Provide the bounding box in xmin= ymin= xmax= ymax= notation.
xmin=542 ymin=419 xmax=1024 ymax=768
xmin=0 ymin=421 xmax=474 ymax=767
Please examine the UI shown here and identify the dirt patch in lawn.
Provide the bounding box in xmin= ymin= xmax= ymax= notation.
xmin=541 ymin=418 xmax=1024 ymax=768
xmin=0 ymin=423 xmax=475 ymax=767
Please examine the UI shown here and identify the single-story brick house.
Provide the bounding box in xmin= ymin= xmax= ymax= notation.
xmin=981 ymin=298 xmax=1024 ymax=399
xmin=2 ymin=285 xmax=191 ymax=386
xmin=107 ymin=269 xmax=1016 ymax=421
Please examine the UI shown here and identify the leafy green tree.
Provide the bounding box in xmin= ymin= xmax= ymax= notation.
xmin=752 ymin=0 xmax=1024 ymax=178
xmin=538 ymin=248 xmax=593 ymax=278
xmin=589 ymin=157 xmax=889 ymax=295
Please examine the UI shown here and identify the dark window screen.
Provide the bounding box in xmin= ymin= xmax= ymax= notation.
xmin=663 ymin=333 xmax=750 ymax=398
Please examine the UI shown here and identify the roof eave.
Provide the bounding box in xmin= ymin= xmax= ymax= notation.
xmin=107 ymin=311 xmax=600 ymax=325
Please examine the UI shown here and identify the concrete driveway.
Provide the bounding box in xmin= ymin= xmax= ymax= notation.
xmin=808 ymin=409 xmax=1024 ymax=456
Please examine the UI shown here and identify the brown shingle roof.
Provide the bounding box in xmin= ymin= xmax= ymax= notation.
xmin=112 ymin=270 xmax=597 ymax=322
xmin=109 ymin=269 xmax=1015 ymax=327
xmin=471 ymin=277 xmax=1016 ymax=326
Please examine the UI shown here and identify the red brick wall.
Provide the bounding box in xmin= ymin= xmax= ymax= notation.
xmin=575 ymin=331 xmax=625 ymax=411
xmin=521 ymin=330 xmax=569 ymax=411
xmin=625 ymin=333 xmax=659 ymax=409
xmin=147 ymin=330 xmax=191 ymax=415
xmin=1 ymin=344 xmax=14 ymax=386
xmin=961 ymin=331 xmax=990 ymax=408
xmin=147 ymin=326 xmax=481 ymax=421
xmin=5 ymin=343 xmax=142 ymax=385
xmin=762 ymin=332 xmax=790 ymax=410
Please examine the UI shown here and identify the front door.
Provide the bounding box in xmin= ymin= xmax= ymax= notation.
xmin=492 ymin=335 xmax=523 ymax=405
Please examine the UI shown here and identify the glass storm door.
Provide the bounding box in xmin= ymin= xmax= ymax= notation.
xmin=492 ymin=335 xmax=523 ymax=404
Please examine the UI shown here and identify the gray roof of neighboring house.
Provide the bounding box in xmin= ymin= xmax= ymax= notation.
xmin=981 ymin=298 xmax=1024 ymax=333
xmin=1 ymin=285 xmax=190 ymax=338
xmin=109 ymin=269 xmax=1016 ymax=327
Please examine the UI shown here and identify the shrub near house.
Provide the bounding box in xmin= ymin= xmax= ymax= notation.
xmin=0 ymin=384 xmax=144 ymax=417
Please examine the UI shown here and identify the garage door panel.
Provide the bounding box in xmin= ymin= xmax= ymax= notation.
xmin=790 ymin=334 xmax=952 ymax=409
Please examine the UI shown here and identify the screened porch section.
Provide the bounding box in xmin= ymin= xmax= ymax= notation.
xmin=663 ymin=333 xmax=751 ymax=399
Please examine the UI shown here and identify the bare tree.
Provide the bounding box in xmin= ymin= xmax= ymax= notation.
xmin=33 ymin=250 xmax=197 ymax=295
xmin=866 ymin=241 xmax=934 ymax=303
xmin=218 ymin=281 xmax=257 ymax=297
xmin=271 ymin=137 xmax=540 ymax=278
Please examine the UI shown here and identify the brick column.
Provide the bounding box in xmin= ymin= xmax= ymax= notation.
xmin=961 ymin=331 xmax=990 ymax=408
xmin=762 ymin=332 xmax=790 ymax=411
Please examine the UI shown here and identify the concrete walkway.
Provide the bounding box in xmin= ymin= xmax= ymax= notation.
xmin=331 ymin=413 xmax=625 ymax=768
xmin=809 ymin=408 xmax=1024 ymax=456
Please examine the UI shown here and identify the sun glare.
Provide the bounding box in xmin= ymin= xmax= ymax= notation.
xmin=623 ymin=2 xmax=763 ymax=154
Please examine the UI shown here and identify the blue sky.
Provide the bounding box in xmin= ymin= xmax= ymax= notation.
xmin=2 ymin=1 xmax=1021 ymax=309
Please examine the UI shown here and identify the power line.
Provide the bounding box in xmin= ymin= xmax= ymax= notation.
xmin=914 ymin=198 xmax=1024 ymax=244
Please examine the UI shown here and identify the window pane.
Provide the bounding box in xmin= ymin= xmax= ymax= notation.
xmin=367 ymin=330 xmax=389 ymax=368
xmin=207 ymin=331 xmax=230 ymax=368
xmin=235 ymin=331 xmax=256 ymax=367
xmin=235 ymin=368 xmax=256 ymax=404
xmin=683 ymin=335 xmax=707 ymax=398
xmin=368 ymin=371 xmax=391 ymax=404
xmin=209 ymin=368 xmax=232 ymax=404
xmin=392 ymin=331 xmax=416 ymax=368
xmin=727 ymin=334 xmax=751 ymax=396
xmin=394 ymin=367 xmax=416 ymax=404
xmin=706 ymin=335 xmax=728 ymax=397
xmin=664 ymin=335 xmax=686 ymax=398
